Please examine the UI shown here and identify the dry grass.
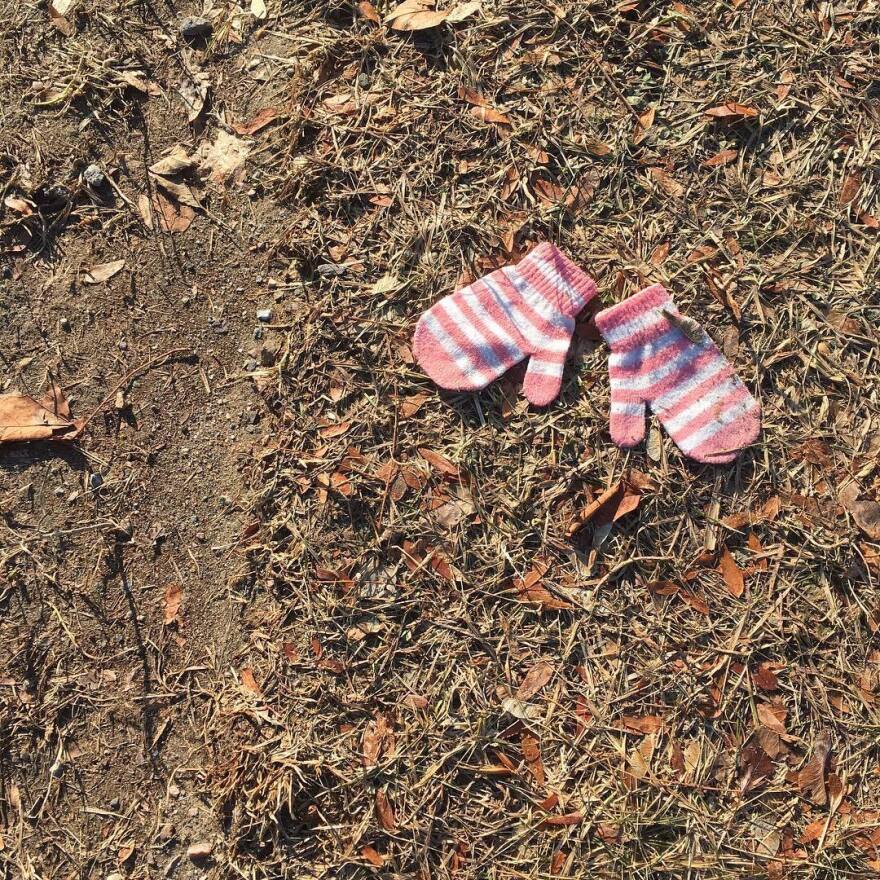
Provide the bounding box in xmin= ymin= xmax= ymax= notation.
xmin=2 ymin=0 xmax=880 ymax=878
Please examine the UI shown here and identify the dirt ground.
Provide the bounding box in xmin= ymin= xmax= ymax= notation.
xmin=2 ymin=1 xmax=880 ymax=878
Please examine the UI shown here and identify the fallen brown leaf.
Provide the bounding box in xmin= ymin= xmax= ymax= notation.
xmin=386 ymin=1 xmax=448 ymax=30
xmin=0 ymin=385 xmax=82 ymax=443
xmin=718 ymin=546 xmax=745 ymax=598
xmin=649 ymin=166 xmax=684 ymax=198
xmin=540 ymin=812 xmax=583 ymax=828
xmin=417 ymin=447 xmax=460 ymax=478
xmin=705 ymin=102 xmax=759 ymax=119
xmin=197 ymin=130 xmax=251 ymax=186
xmin=163 ymin=584 xmax=183 ymax=625
xmin=621 ymin=714 xmax=663 ymax=735
xmin=839 ymin=170 xmax=862 ymax=207
xmin=521 ymin=732 xmax=544 ymax=784
xmin=757 ymin=701 xmax=787 ymax=736
xmin=470 ymin=104 xmax=511 ymax=125
xmin=703 ymin=148 xmax=738 ymax=167
xmin=178 ymin=69 xmax=210 ymax=123
xmin=798 ymin=728 xmax=832 ymax=805
xmin=138 ymin=191 xmax=194 ymax=234
xmin=233 ymin=106 xmax=279 ymax=136
xmin=516 ymin=660 xmax=554 ymax=700
xmin=240 ymin=667 xmax=262 ymax=696
xmin=82 ymin=259 xmax=125 ymax=284
xmin=633 ymin=105 xmax=655 ymax=144
xmin=375 ymin=789 xmax=397 ymax=831
xmin=361 ymin=845 xmax=384 ymax=867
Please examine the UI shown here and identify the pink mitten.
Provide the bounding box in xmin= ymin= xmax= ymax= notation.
xmin=594 ymin=284 xmax=760 ymax=464
xmin=413 ymin=243 xmax=597 ymax=405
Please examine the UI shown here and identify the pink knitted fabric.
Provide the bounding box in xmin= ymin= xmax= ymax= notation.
xmin=413 ymin=243 xmax=597 ymax=405
xmin=594 ymin=284 xmax=760 ymax=464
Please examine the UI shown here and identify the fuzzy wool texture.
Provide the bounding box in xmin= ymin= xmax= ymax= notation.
xmin=414 ymin=243 xmax=597 ymax=406
xmin=595 ymin=284 xmax=761 ymax=464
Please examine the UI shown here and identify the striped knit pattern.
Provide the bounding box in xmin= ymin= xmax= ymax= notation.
xmin=413 ymin=243 xmax=597 ymax=406
xmin=594 ymin=284 xmax=760 ymax=464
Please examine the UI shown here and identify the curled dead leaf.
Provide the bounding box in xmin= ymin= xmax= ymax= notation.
xmin=516 ymin=660 xmax=554 ymax=700
xmin=703 ymin=148 xmax=738 ymax=167
xmin=375 ymin=789 xmax=397 ymax=831
xmin=177 ymin=69 xmax=210 ymax=123
xmin=717 ymin=546 xmax=745 ymax=598
xmin=233 ymin=106 xmax=279 ymax=136
xmin=705 ymin=102 xmax=758 ymax=119
xmin=163 ymin=584 xmax=183 ymax=625
xmin=82 ymin=259 xmax=125 ymax=284
xmin=0 ymin=385 xmax=82 ymax=443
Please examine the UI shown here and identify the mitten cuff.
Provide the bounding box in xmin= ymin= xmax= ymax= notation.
xmin=515 ymin=243 xmax=597 ymax=318
xmin=594 ymin=283 xmax=678 ymax=350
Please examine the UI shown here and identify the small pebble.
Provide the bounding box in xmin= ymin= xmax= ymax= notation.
xmin=1 ymin=266 xmax=11 ymax=280
xmin=244 ymin=359 xmax=257 ymax=372
xmin=317 ymin=263 xmax=346 ymax=277
xmin=358 ymin=73 xmax=371 ymax=88
xmin=253 ymin=326 xmax=264 ymax=340
xmin=180 ymin=16 xmax=212 ymax=41
xmin=118 ymin=340 xmax=127 ymax=351
xmin=83 ymin=164 xmax=106 ymax=188
xmin=59 ymin=316 xmax=71 ymax=331
xmin=187 ymin=842 xmax=213 ymax=862
xmin=89 ymin=473 xmax=103 ymax=490
xmin=256 ymin=308 xmax=272 ymax=322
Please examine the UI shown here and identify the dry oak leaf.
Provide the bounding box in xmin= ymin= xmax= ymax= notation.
xmin=649 ymin=167 xmax=684 ymax=198
xmin=358 ymin=1 xmax=381 ymax=22
xmin=417 ymin=447 xmax=460 ymax=478
xmin=233 ymin=106 xmax=279 ymax=136
xmin=0 ymin=385 xmax=82 ymax=443
xmin=717 ymin=546 xmax=745 ymax=598
xmin=621 ymin=714 xmax=663 ymax=735
xmin=632 ymin=105 xmax=655 ymax=145
xmin=375 ymin=789 xmax=397 ymax=831
xmin=162 ymin=584 xmax=183 ymax=625
xmin=4 ymin=195 xmax=34 ymax=215
xmin=703 ymin=148 xmax=738 ymax=167
xmin=850 ymin=500 xmax=880 ymax=542
xmin=753 ymin=662 xmax=779 ymax=692
xmin=240 ymin=667 xmax=262 ymax=696
xmin=138 ymin=191 xmax=194 ymax=234
xmin=798 ymin=728 xmax=832 ymax=806
xmin=539 ymin=812 xmax=583 ymax=829
xmin=361 ymin=845 xmax=384 ymax=867
xmin=514 ymin=562 xmax=572 ymax=611
xmin=839 ymin=170 xmax=862 ymax=207
xmin=757 ymin=701 xmax=788 ymax=736
xmin=705 ymin=102 xmax=758 ymax=119
xmin=739 ymin=739 xmax=774 ymax=794
xmin=470 ymin=105 xmax=511 ymax=125
xmin=385 ymin=1 xmax=446 ymax=30
xmin=177 ymin=69 xmax=210 ymax=123
xmin=521 ymin=731 xmax=545 ymax=784
xmin=149 ymin=145 xmax=195 ymax=177
xmin=516 ymin=660 xmax=555 ymax=700
xmin=82 ymin=259 xmax=125 ymax=284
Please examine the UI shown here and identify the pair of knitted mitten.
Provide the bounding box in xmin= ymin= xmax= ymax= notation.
xmin=413 ymin=245 xmax=760 ymax=464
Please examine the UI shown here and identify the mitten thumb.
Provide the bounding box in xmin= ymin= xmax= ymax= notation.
xmin=522 ymin=339 xmax=571 ymax=406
